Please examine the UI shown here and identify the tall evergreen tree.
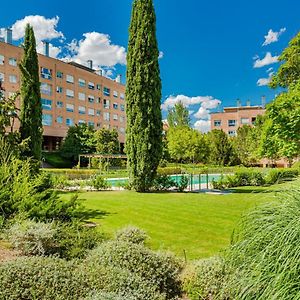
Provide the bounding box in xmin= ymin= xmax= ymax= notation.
xmin=19 ymin=24 xmax=43 ymax=162
xmin=167 ymin=101 xmax=190 ymax=127
xmin=126 ymin=0 xmax=162 ymax=192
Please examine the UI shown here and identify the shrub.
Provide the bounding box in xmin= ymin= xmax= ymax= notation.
xmin=84 ymin=291 xmax=136 ymax=300
xmin=152 ymin=174 xmax=177 ymax=191
xmin=6 ymin=220 xmax=57 ymax=256
xmin=265 ymin=168 xmax=299 ymax=185
xmin=182 ymin=256 xmax=226 ymax=300
xmin=115 ymin=226 xmax=148 ymax=245
xmin=0 ymin=256 xmax=164 ymax=300
xmin=157 ymin=167 xmax=183 ymax=175
xmin=55 ymin=222 xmax=105 ymax=259
xmin=91 ymin=174 xmax=111 ymax=190
xmin=177 ymin=175 xmax=189 ymax=192
xmin=87 ymin=240 xmax=183 ymax=299
xmin=223 ymin=183 xmax=300 ymax=299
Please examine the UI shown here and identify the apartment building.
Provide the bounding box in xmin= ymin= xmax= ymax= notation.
xmin=210 ymin=100 xmax=266 ymax=136
xmin=0 ymin=32 xmax=126 ymax=151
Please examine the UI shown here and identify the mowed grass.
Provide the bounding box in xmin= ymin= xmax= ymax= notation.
xmin=61 ymin=186 xmax=280 ymax=260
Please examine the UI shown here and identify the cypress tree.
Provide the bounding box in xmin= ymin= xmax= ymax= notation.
xmin=126 ymin=0 xmax=162 ymax=192
xmin=19 ymin=24 xmax=43 ymax=162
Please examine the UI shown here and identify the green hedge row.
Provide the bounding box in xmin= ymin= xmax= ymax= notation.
xmin=212 ymin=168 xmax=299 ymax=189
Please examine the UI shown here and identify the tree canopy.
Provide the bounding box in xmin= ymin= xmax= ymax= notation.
xmin=167 ymin=101 xmax=190 ymax=127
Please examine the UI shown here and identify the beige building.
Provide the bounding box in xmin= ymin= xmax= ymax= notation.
xmin=210 ymin=103 xmax=265 ymax=136
xmin=0 ymin=36 xmax=126 ymax=151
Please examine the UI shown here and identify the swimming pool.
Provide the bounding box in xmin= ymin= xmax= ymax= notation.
xmin=106 ymin=174 xmax=221 ymax=188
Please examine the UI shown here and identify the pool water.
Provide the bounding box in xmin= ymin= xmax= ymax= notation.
xmin=106 ymin=174 xmax=221 ymax=187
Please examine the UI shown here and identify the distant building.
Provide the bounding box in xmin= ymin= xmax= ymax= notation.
xmin=210 ymin=100 xmax=266 ymax=136
xmin=0 ymin=28 xmax=126 ymax=151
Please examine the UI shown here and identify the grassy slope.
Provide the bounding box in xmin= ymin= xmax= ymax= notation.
xmin=61 ymin=185 xmax=280 ymax=260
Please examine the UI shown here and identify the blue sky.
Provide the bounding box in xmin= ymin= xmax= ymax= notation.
xmin=0 ymin=0 xmax=299 ymax=131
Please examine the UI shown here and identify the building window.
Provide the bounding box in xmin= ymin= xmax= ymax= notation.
xmin=120 ymin=93 xmax=125 ymax=100
xmin=96 ymin=110 xmax=101 ymax=116
xmin=228 ymin=120 xmax=236 ymax=127
xmin=40 ymin=83 xmax=52 ymax=95
xmin=96 ymin=123 xmax=101 ymax=128
xmin=120 ymin=104 xmax=125 ymax=111
xmin=241 ymin=118 xmax=250 ymax=125
xmin=66 ymin=74 xmax=74 ymax=83
xmin=104 ymin=112 xmax=110 ymax=121
xmin=0 ymin=73 xmax=4 ymax=82
xmin=88 ymin=121 xmax=94 ymax=127
xmin=40 ymin=67 xmax=52 ymax=80
xmin=66 ymin=118 xmax=74 ymax=126
xmin=9 ymin=75 xmax=17 ymax=83
xmin=96 ymin=97 xmax=101 ymax=103
xmin=42 ymin=114 xmax=52 ymax=126
xmin=56 ymin=86 xmax=63 ymax=94
xmin=56 ymin=101 xmax=63 ymax=108
xmin=113 ymin=103 xmax=118 ymax=110
xmin=41 ymin=99 xmax=52 ymax=110
xmin=0 ymin=54 xmax=4 ymax=65
xmin=228 ymin=130 xmax=236 ymax=137
xmin=9 ymin=58 xmax=17 ymax=66
xmin=120 ymin=116 xmax=124 ymax=123
xmin=78 ymin=106 xmax=86 ymax=115
xmin=66 ymin=89 xmax=74 ymax=98
xmin=78 ymin=78 xmax=85 ymax=87
xmin=113 ymin=91 xmax=118 ymax=98
xmin=66 ymin=103 xmax=74 ymax=112
xmin=57 ymin=116 xmax=63 ymax=124
xmin=79 ymin=92 xmax=85 ymax=101
xmin=78 ymin=120 xmax=85 ymax=125
xmin=214 ymin=120 xmax=221 ymax=127
xmin=88 ymin=95 xmax=95 ymax=103
xmin=88 ymin=82 xmax=95 ymax=90
xmin=113 ymin=114 xmax=118 ymax=121
xmin=251 ymin=117 xmax=257 ymax=124
xmin=56 ymin=71 xmax=63 ymax=79
xmin=96 ymin=84 xmax=101 ymax=90
xmin=103 ymin=99 xmax=110 ymax=109
xmin=103 ymin=87 xmax=110 ymax=96
xmin=88 ymin=108 xmax=95 ymax=116
xmin=120 ymin=127 xmax=125 ymax=134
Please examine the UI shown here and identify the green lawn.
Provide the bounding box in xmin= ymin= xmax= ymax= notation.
xmin=61 ymin=185 xmax=282 ymax=260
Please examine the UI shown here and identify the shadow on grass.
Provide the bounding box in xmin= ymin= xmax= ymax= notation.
xmin=231 ymin=187 xmax=278 ymax=194
xmin=76 ymin=207 xmax=112 ymax=221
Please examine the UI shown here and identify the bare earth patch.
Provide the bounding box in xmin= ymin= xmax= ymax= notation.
xmin=0 ymin=246 xmax=19 ymax=263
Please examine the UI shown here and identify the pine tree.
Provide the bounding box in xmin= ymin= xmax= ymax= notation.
xmin=126 ymin=0 xmax=162 ymax=192
xmin=19 ymin=24 xmax=43 ymax=162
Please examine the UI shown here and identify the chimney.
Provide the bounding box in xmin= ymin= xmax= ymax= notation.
xmin=236 ymin=98 xmax=241 ymax=108
xmin=246 ymin=99 xmax=251 ymax=107
xmin=261 ymin=95 xmax=266 ymax=108
xmin=115 ymin=74 xmax=122 ymax=83
xmin=87 ymin=60 xmax=93 ymax=69
xmin=43 ymin=41 xmax=50 ymax=57
xmin=5 ymin=28 xmax=12 ymax=44
xmin=95 ymin=69 xmax=103 ymax=76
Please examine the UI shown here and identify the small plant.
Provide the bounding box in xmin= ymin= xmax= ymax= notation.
xmin=176 ymin=175 xmax=189 ymax=192
xmin=6 ymin=220 xmax=57 ymax=256
xmin=115 ymin=226 xmax=148 ymax=245
xmin=152 ymin=174 xmax=177 ymax=191
xmin=91 ymin=175 xmax=111 ymax=190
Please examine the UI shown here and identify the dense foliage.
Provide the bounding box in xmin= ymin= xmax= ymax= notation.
xmin=95 ymin=128 xmax=120 ymax=154
xmin=126 ymin=0 xmax=163 ymax=191
xmin=19 ymin=24 xmax=43 ymax=162
xmin=167 ymin=101 xmax=190 ymax=127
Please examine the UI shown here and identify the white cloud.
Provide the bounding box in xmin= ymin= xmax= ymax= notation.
xmin=159 ymin=51 xmax=164 ymax=59
xmin=162 ymin=95 xmax=221 ymax=111
xmin=262 ymin=28 xmax=286 ymax=46
xmin=253 ymin=52 xmax=279 ymax=68
xmin=194 ymin=120 xmax=211 ymax=133
xmin=10 ymin=15 xmax=64 ymax=43
xmin=36 ymin=41 xmax=61 ymax=58
xmin=66 ymin=32 xmax=126 ymax=68
xmin=257 ymin=72 xmax=274 ymax=86
xmin=266 ymin=67 xmax=273 ymax=73
xmin=194 ymin=107 xmax=210 ymax=119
